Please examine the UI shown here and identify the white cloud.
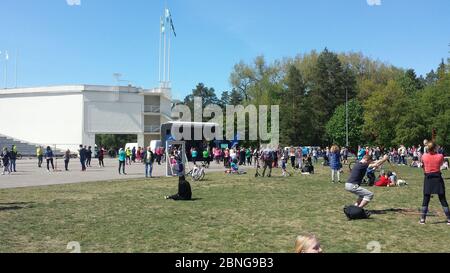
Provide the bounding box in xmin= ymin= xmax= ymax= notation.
xmin=367 ymin=0 xmax=382 ymax=6
xmin=66 ymin=0 xmax=81 ymax=6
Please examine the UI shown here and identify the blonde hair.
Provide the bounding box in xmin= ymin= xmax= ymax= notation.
xmin=295 ymin=234 xmax=317 ymax=253
xmin=427 ymin=142 xmax=437 ymax=153
xmin=330 ymin=145 xmax=340 ymax=153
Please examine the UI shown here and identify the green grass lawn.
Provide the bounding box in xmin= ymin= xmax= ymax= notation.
xmin=1 ymin=164 xmax=449 ymax=253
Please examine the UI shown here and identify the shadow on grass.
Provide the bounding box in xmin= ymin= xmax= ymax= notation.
xmin=0 ymin=202 xmax=35 ymax=211
xmin=368 ymin=208 xmax=408 ymax=215
xmin=430 ymin=221 xmax=449 ymax=225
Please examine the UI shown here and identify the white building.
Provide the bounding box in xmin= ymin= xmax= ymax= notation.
xmin=0 ymin=85 xmax=173 ymax=151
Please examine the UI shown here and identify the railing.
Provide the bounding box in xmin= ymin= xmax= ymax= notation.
xmin=144 ymin=125 xmax=161 ymax=133
xmin=144 ymin=105 xmax=161 ymax=113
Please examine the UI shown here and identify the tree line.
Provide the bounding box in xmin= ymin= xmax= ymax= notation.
xmin=182 ymin=48 xmax=450 ymax=150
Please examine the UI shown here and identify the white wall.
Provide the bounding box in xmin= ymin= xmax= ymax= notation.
xmin=84 ymin=91 xmax=143 ymax=134
xmin=0 ymin=93 xmax=83 ymax=150
xmin=160 ymin=96 xmax=172 ymax=118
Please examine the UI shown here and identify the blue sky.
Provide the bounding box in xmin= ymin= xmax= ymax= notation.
xmin=1 ymin=0 xmax=449 ymax=100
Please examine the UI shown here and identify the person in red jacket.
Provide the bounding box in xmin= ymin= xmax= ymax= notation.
xmin=375 ymin=170 xmax=395 ymax=187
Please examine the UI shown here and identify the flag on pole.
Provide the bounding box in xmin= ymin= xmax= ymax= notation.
xmin=165 ymin=8 xmax=177 ymax=37
xmin=170 ymin=16 xmax=176 ymax=37
xmin=165 ymin=8 xmax=170 ymax=21
xmin=160 ymin=16 xmax=165 ymax=33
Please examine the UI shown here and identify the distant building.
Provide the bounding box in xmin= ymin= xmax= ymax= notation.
xmin=0 ymin=85 xmax=173 ymax=151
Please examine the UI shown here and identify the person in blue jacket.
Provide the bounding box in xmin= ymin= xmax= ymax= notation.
xmin=329 ymin=145 xmax=342 ymax=183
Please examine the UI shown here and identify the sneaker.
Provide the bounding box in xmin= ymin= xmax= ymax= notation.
xmin=419 ymin=219 xmax=426 ymax=225
xmin=447 ymin=220 xmax=450 ymax=226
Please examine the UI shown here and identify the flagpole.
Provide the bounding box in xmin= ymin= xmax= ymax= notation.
xmin=158 ymin=17 xmax=162 ymax=84
xmin=168 ymin=20 xmax=171 ymax=85
xmin=15 ymin=49 xmax=18 ymax=88
xmin=163 ymin=10 xmax=167 ymax=87
xmin=4 ymin=51 xmax=8 ymax=89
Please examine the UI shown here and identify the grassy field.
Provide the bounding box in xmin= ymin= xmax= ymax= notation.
xmin=1 ymin=163 xmax=449 ymax=253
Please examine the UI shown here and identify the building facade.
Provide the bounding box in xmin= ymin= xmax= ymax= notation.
xmin=0 ymin=85 xmax=172 ymax=151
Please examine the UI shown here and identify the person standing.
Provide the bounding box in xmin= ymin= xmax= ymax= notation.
xmin=136 ymin=147 xmax=142 ymax=163
xmin=239 ymin=148 xmax=246 ymax=166
xmin=9 ymin=145 xmax=17 ymax=173
xmin=118 ymin=148 xmax=126 ymax=175
xmin=398 ymin=145 xmax=407 ymax=165
xmin=98 ymin=147 xmax=105 ymax=167
xmin=45 ymin=146 xmax=55 ymax=172
xmin=289 ymin=147 xmax=296 ymax=169
xmin=86 ymin=146 xmax=92 ymax=167
xmin=125 ymin=147 xmax=132 ymax=165
xmin=37 ymin=146 xmax=44 ymax=168
xmin=420 ymin=142 xmax=450 ymax=225
xmin=1 ymin=148 xmax=11 ymax=175
xmin=79 ymin=145 xmax=87 ymax=171
xmin=329 ymin=145 xmax=342 ymax=183
xmin=246 ymin=148 xmax=252 ymax=166
xmin=203 ymin=148 xmax=210 ymax=168
xmin=64 ymin=149 xmax=71 ymax=171
xmin=224 ymin=148 xmax=230 ymax=168
xmin=341 ymin=147 xmax=349 ymax=165
xmin=156 ymin=147 xmax=162 ymax=165
xmin=191 ymin=147 xmax=198 ymax=165
xmin=143 ymin=146 xmax=155 ymax=178
xmin=312 ymin=148 xmax=318 ymax=164
xmin=131 ymin=147 xmax=136 ymax=163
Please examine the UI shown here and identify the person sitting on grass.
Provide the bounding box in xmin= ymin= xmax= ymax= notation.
xmin=295 ymin=234 xmax=323 ymax=254
xmin=441 ymin=159 xmax=449 ymax=171
xmin=165 ymin=176 xmax=192 ymax=201
xmin=225 ymin=159 xmax=247 ymax=175
xmin=375 ymin=170 xmax=396 ymax=187
xmin=301 ymin=159 xmax=315 ymax=175
xmin=366 ymin=166 xmax=377 ymax=187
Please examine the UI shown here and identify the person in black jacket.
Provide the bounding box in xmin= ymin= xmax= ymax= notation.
xmin=1 ymin=148 xmax=11 ymax=175
xmin=165 ymin=176 xmax=192 ymax=201
xmin=9 ymin=145 xmax=17 ymax=172
xmin=86 ymin=146 xmax=92 ymax=167
xmin=79 ymin=145 xmax=87 ymax=171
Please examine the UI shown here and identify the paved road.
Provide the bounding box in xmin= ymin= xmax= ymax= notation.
xmin=0 ymin=158 xmax=231 ymax=189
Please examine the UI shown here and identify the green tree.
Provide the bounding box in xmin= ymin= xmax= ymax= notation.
xmin=417 ymin=73 xmax=450 ymax=149
xmin=219 ymin=91 xmax=231 ymax=108
xmin=229 ymin=88 xmax=244 ymax=106
xmin=280 ymin=65 xmax=311 ymax=146
xmin=183 ymin=83 xmax=220 ymax=117
xmin=363 ymin=80 xmax=408 ymax=147
xmin=325 ymin=99 xmax=364 ymax=147
xmin=308 ymin=48 xmax=357 ymax=145
xmin=398 ymin=69 xmax=424 ymax=94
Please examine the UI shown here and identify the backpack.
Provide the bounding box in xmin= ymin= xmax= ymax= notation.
xmin=343 ymin=205 xmax=371 ymax=220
